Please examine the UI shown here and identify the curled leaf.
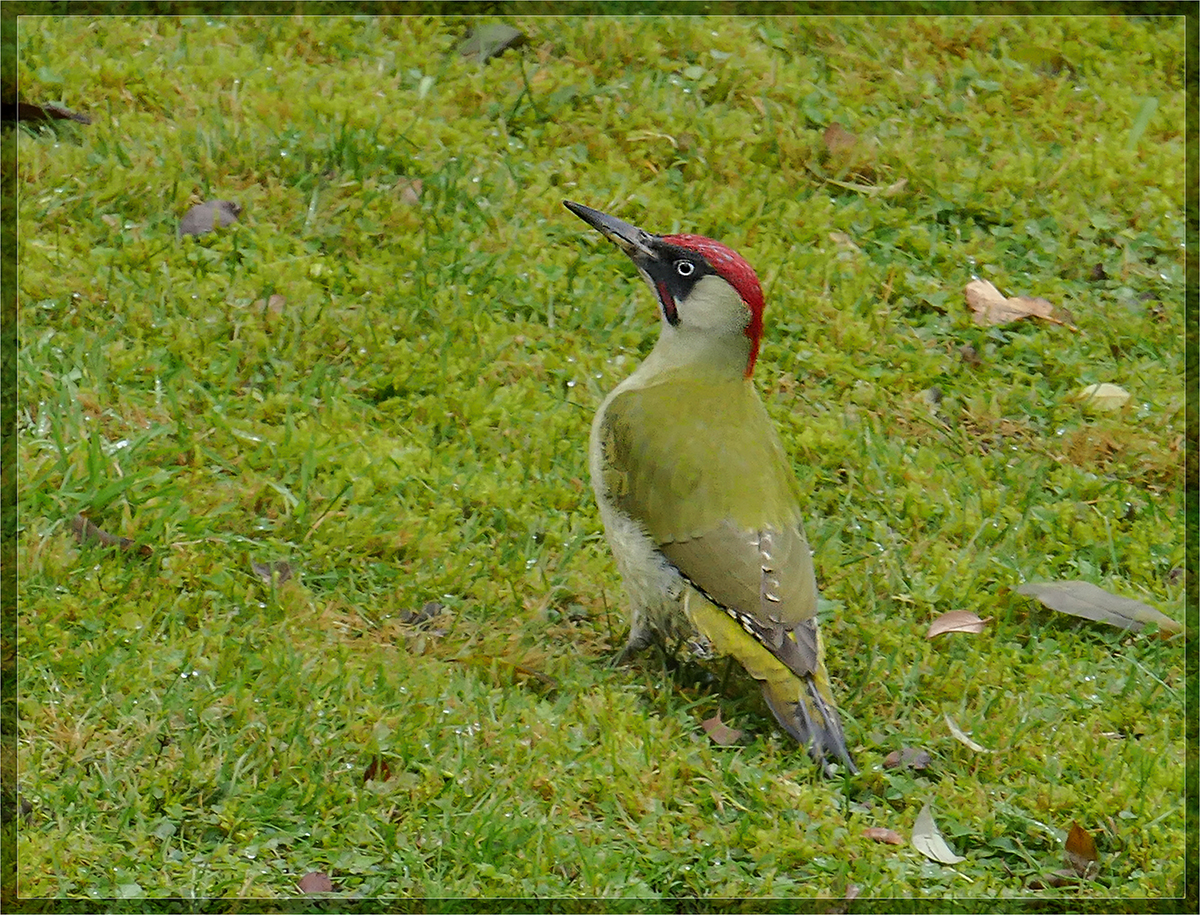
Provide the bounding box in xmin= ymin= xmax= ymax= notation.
xmin=863 ymin=827 xmax=905 ymax=846
xmin=911 ymin=802 xmax=965 ymax=865
xmin=883 ymin=747 xmax=932 ymax=770
xmin=944 ymin=713 xmax=993 ymax=753
xmin=965 ymin=279 xmax=1075 ymax=329
xmin=11 ymin=99 xmax=91 ymax=124
xmin=251 ymin=560 xmax=294 ymax=584
xmin=1016 ymin=581 xmax=1181 ymax=635
xmin=1076 ymin=382 xmax=1131 ymax=411
xmin=400 ymin=601 xmax=443 ymax=626
xmin=701 ymin=712 xmax=744 ymax=746
xmin=363 ymin=756 xmax=393 ymax=783
xmin=70 ymin=514 xmax=152 ymax=556
xmin=1065 ymin=821 xmax=1099 ymax=878
xmin=926 ymin=611 xmax=991 ymax=639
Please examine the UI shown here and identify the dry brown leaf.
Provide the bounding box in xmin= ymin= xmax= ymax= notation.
xmin=701 ymin=712 xmax=744 ymax=746
xmin=251 ymin=560 xmax=294 ymax=584
xmin=179 ymin=200 xmax=241 ymax=237
xmin=964 ymin=279 xmax=1075 ymax=329
xmin=1065 ymin=822 xmax=1099 ymax=878
xmin=1029 ymin=869 xmax=1079 ymax=889
xmin=11 ymin=99 xmax=91 ymax=124
xmin=863 ymin=827 xmax=905 ymax=846
xmin=298 ymin=872 xmax=334 ymax=893
xmin=399 ymin=178 xmax=423 ymax=205
xmin=251 ymin=294 xmax=286 ymax=315
xmin=823 ymin=122 xmax=858 ymax=154
xmin=1016 ymin=580 xmax=1181 ymax=636
xmin=363 ymin=756 xmax=392 ymax=783
xmin=400 ymin=601 xmax=444 ymax=626
xmin=70 ymin=514 xmax=152 ymax=556
xmin=883 ymin=747 xmax=932 ymax=770
xmin=926 ymin=610 xmax=991 ymax=638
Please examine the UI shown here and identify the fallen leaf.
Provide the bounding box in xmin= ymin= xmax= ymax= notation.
xmin=823 ymin=122 xmax=858 ymax=155
xmin=1075 ymin=382 xmax=1131 ymax=411
xmin=883 ymin=747 xmax=932 ymax=770
xmin=398 ymin=178 xmax=423 ymax=205
xmin=701 ymin=712 xmax=744 ymax=746
xmin=7 ymin=98 xmax=91 ymax=124
xmin=179 ymin=200 xmax=241 ymax=237
xmin=251 ymin=560 xmax=294 ymax=584
xmin=926 ymin=610 xmax=991 ymax=638
xmin=251 ymin=294 xmax=286 ymax=315
xmin=964 ymin=278 xmax=1075 ymax=329
xmin=944 ymin=713 xmax=993 ymax=753
xmin=911 ymin=802 xmax=965 ymax=865
xmin=1065 ymin=821 xmax=1099 ymax=877
xmin=400 ymin=601 xmax=443 ymax=626
xmin=863 ymin=827 xmax=905 ymax=846
xmin=1028 ymin=869 xmax=1079 ymax=889
xmin=298 ymin=872 xmax=334 ymax=893
xmin=1016 ymin=580 xmax=1181 ymax=635
xmin=459 ymin=24 xmax=526 ymax=62
xmin=70 ymin=514 xmax=152 ymax=556
xmin=828 ymin=231 xmax=861 ymax=253
xmin=363 ymin=756 xmax=392 ymax=783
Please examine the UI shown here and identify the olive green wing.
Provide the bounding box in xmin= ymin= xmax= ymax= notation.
xmin=596 ymin=379 xmax=820 ymax=642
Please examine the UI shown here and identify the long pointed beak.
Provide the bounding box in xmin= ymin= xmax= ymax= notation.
xmin=563 ymin=200 xmax=658 ymax=261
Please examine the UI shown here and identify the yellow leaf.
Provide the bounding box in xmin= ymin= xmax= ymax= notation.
xmin=1076 ymin=382 xmax=1131 ymax=411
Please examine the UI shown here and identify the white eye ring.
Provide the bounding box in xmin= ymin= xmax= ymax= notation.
xmin=675 ymin=260 xmax=695 ymax=277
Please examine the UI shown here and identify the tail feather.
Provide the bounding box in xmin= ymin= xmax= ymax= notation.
xmin=684 ymin=590 xmax=856 ymax=775
xmin=762 ymin=671 xmax=857 ymax=775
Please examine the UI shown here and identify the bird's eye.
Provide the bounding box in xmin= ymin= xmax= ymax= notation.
xmin=675 ymin=260 xmax=695 ymax=277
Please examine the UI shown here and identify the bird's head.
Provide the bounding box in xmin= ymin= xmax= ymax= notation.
xmin=565 ymin=201 xmax=765 ymax=378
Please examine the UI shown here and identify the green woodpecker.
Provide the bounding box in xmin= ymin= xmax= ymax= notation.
xmin=565 ymin=200 xmax=856 ymax=774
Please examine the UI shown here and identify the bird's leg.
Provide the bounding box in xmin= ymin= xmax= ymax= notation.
xmin=612 ymin=624 xmax=654 ymax=666
xmin=717 ymin=656 xmax=736 ymax=696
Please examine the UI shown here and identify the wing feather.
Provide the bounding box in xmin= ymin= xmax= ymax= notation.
xmin=597 ymin=377 xmax=821 ymax=675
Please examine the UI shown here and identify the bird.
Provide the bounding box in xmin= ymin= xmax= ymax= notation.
xmin=564 ymin=199 xmax=857 ymax=775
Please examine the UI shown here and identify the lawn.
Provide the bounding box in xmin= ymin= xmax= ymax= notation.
xmin=9 ymin=11 xmax=1191 ymax=909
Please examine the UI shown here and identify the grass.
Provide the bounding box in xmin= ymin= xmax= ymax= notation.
xmin=9 ymin=11 xmax=1191 ymax=909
